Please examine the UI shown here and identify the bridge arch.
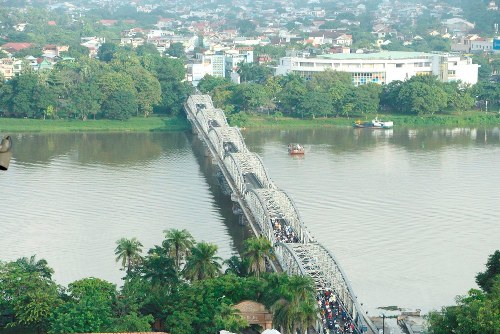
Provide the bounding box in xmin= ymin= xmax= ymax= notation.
xmin=208 ymin=127 xmax=248 ymax=159
xmin=246 ymin=188 xmax=312 ymax=244
xmin=245 ymin=189 xmax=276 ymax=243
xmin=223 ymin=152 xmax=275 ymax=194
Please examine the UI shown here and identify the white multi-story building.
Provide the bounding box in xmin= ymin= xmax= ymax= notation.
xmin=201 ymin=52 xmax=226 ymax=78
xmin=275 ymin=51 xmax=479 ymax=85
xmin=224 ymin=49 xmax=254 ymax=76
xmin=187 ymin=61 xmax=214 ymax=86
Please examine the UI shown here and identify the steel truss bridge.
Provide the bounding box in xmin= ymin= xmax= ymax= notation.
xmin=185 ymin=95 xmax=376 ymax=334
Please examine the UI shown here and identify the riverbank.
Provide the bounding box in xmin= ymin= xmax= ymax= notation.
xmin=241 ymin=111 xmax=500 ymax=129
xmin=1 ymin=111 xmax=499 ymax=133
xmin=0 ymin=116 xmax=190 ymax=132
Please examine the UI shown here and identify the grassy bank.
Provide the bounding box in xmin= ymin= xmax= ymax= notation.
xmin=240 ymin=111 xmax=500 ymax=129
xmin=1 ymin=111 xmax=499 ymax=133
xmin=0 ymin=116 xmax=190 ymax=132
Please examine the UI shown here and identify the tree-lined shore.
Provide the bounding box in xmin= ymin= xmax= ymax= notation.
xmin=0 ymin=231 xmax=318 ymax=334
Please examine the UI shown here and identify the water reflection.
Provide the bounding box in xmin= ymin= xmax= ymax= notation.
xmin=244 ymin=127 xmax=500 ymax=154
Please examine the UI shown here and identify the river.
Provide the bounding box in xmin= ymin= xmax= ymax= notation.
xmin=1 ymin=127 xmax=499 ymax=315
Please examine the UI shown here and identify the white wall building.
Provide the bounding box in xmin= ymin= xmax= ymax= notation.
xmin=187 ymin=61 xmax=214 ymax=86
xmin=275 ymin=51 xmax=479 ymax=85
xmin=201 ymin=52 xmax=226 ymax=78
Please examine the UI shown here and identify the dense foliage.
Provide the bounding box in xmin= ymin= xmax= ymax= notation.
xmin=198 ymin=68 xmax=483 ymax=125
xmin=0 ymin=49 xmax=192 ymax=120
xmin=427 ymin=250 xmax=500 ymax=334
xmin=0 ymin=231 xmax=319 ymax=334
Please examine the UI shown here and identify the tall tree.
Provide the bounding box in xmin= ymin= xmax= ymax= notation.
xmin=49 ymin=278 xmax=117 ymax=334
xmin=102 ymin=89 xmax=138 ymax=120
xmin=97 ymin=42 xmax=119 ymax=62
xmin=271 ymin=275 xmax=318 ymax=334
xmin=224 ymin=255 xmax=250 ymax=277
xmin=115 ymin=237 xmax=143 ymax=276
xmin=163 ymin=229 xmax=195 ymax=271
xmin=14 ymin=255 xmax=54 ymax=280
xmin=397 ymin=76 xmax=448 ymax=115
xmin=476 ymin=250 xmax=500 ymax=294
xmin=166 ymin=42 xmax=186 ymax=59
xmin=0 ymin=259 xmax=60 ymax=334
xmin=183 ymin=242 xmax=222 ymax=281
xmin=231 ymin=82 xmax=270 ymax=112
xmin=140 ymin=245 xmax=179 ymax=287
xmin=243 ymin=236 xmax=273 ymax=278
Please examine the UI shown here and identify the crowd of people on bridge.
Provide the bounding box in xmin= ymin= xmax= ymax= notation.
xmin=317 ymin=289 xmax=357 ymax=334
xmin=271 ymin=218 xmax=299 ymax=243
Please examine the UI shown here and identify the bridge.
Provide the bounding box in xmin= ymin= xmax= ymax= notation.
xmin=185 ymin=95 xmax=377 ymax=334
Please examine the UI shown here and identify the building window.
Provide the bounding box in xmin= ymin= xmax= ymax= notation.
xmin=396 ymin=63 xmax=403 ymax=68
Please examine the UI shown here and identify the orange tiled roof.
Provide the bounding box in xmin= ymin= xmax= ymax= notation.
xmin=0 ymin=42 xmax=33 ymax=51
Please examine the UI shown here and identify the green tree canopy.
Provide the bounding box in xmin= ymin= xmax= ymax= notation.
xmin=115 ymin=237 xmax=143 ymax=276
xmin=427 ymin=250 xmax=500 ymax=334
xmin=97 ymin=42 xmax=119 ymax=62
xmin=183 ymin=242 xmax=222 ymax=281
xmin=0 ymin=258 xmax=60 ymax=333
xmin=166 ymin=42 xmax=186 ymax=59
xmin=476 ymin=250 xmax=500 ymax=294
xmin=49 ymin=278 xmax=117 ymax=334
xmin=163 ymin=228 xmax=195 ymax=271
xmin=244 ymin=237 xmax=273 ymax=278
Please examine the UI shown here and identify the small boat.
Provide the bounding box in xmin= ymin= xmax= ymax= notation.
xmin=354 ymin=117 xmax=393 ymax=129
xmin=288 ymin=143 xmax=305 ymax=155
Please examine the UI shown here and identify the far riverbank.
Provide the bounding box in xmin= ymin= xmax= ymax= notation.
xmin=0 ymin=116 xmax=190 ymax=133
xmin=1 ymin=111 xmax=499 ymax=133
xmin=241 ymin=111 xmax=500 ymax=129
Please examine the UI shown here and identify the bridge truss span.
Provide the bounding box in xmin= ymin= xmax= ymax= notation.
xmin=224 ymin=152 xmax=275 ymax=194
xmin=245 ymin=188 xmax=313 ymax=245
xmin=275 ymin=242 xmax=376 ymax=333
xmin=184 ymin=94 xmax=376 ymax=334
xmin=208 ymin=127 xmax=248 ymax=159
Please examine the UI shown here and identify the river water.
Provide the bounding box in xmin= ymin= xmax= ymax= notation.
xmin=1 ymin=127 xmax=499 ymax=315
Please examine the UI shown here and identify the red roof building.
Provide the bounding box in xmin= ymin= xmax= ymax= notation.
xmin=0 ymin=42 xmax=33 ymax=52
xmin=48 ymin=21 xmax=57 ymax=26
xmin=99 ymin=20 xmax=118 ymax=26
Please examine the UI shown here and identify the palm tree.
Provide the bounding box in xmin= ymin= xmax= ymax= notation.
xmin=183 ymin=242 xmax=222 ymax=281
xmin=297 ymin=297 xmax=320 ymax=334
xmin=271 ymin=275 xmax=319 ymax=334
xmin=223 ymin=255 xmax=250 ymax=277
xmin=271 ymin=298 xmax=297 ymax=334
xmin=15 ymin=255 xmax=54 ymax=279
xmin=285 ymin=275 xmax=316 ymax=303
xmin=215 ymin=302 xmax=249 ymax=333
xmin=141 ymin=245 xmax=179 ymax=287
xmin=114 ymin=237 xmax=143 ymax=276
xmin=243 ymin=236 xmax=273 ymax=278
xmin=163 ymin=228 xmax=195 ymax=270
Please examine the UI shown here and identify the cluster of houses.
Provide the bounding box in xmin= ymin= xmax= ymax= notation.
xmin=1 ymin=0 xmax=498 ymax=85
xmin=0 ymin=43 xmax=74 ymax=80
